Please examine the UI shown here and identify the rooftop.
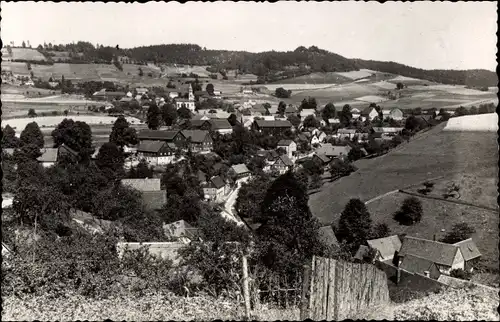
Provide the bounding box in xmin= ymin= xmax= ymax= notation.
xmin=231 ymin=163 xmax=250 ymax=175
xmin=399 ymin=236 xmax=460 ymax=267
xmin=367 ymin=235 xmax=401 ymax=261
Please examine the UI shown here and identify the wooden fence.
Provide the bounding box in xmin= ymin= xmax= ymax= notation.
xmin=302 ymin=256 xmax=390 ymax=320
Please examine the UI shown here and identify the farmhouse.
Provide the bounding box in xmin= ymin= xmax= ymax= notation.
xmin=388 ymin=108 xmax=404 ymax=121
xmin=453 ymin=238 xmax=481 ymax=272
xmin=366 ymin=235 xmax=402 ymax=262
xmin=138 ymin=129 xmax=185 ymax=144
xmin=277 ymin=139 xmax=297 ymax=159
xmin=284 ymin=105 xmax=298 ymax=116
xmin=372 ymin=127 xmax=404 ymax=136
xmin=120 ymin=178 xmax=167 ymax=210
xmin=229 ymin=164 xmax=252 ymax=183
xmin=175 ymin=98 xmax=196 ymax=112
xmin=252 ymin=120 xmax=293 ymax=135
xmin=398 ymin=236 xmax=466 ymax=276
xmin=136 ymin=141 xmax=176 ymax=166
xmin=181 ymin=130 xmax=213 ymax=152
xmin=202 ymin=119 xmax=233 ymax=134
xmin=400 ymin=254 xmax=442 ymax=279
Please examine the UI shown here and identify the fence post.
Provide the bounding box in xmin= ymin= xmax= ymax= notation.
xmin=241 ymin=254 xmax=251 ymax=320
xmin=300 ymin=261 xmax=313 ymax=320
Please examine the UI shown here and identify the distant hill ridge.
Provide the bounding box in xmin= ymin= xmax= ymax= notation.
xmin=2 ymin=43 xmax=497 ymax=86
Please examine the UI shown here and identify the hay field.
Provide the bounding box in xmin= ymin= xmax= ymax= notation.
xmin=308 ymin=122 xmax=498 ymax=225
xmin=270 ymin=72 xmax=353 ymax=84
xmin=289 ymin=83 xmax=383 ymax=105
xmin=6 ymin=48 xmax=47 ymax=61
xmin=4 ymin=115 xmax=141 ymax=132
xmin=443 ymin=113 xmax=498 ymax=132
xmin=335 ymin=70 xmax=374 ymax=80
xmin=264 ymin=84 xmax=333 ymax=91
xmin=160 ymin=64 xmax=211 ymax=77
xmin=2 ymin=62 xmax=31 ymax=75
xmin=355 ymin=95 xmax=389 ymax=103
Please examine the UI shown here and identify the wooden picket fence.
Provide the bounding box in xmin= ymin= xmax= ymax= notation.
xmin=300 ymin=256 xmax=390 ymax=320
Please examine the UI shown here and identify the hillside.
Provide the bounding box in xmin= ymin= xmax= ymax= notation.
xmin=4 ymin=43 xmax=496 ymax=87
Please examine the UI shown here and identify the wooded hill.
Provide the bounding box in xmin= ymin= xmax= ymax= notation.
xmin=13 ymin=42 xmax=498 ymax=87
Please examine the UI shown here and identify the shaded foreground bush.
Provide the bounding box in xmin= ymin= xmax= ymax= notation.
xmin=1 ymin=231 xmax=180 ymax=299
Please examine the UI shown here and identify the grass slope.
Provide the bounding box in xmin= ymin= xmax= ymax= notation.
xmin=308 ymin=122 xmax=498 ymax=224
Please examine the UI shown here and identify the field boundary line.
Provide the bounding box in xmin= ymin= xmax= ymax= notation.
xmin=364 ymin=190 xmax=399 ymax=205
xmin=399 ymin=189 xmax=498 ymax=212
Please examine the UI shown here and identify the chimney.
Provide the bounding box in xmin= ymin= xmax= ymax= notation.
xmin=424 ymin=271 xmax=430 ymax=278
xmin=433 ymin=234 xmax=436 ymax=241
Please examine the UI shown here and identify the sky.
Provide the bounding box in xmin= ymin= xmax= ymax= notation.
xmin=2 ymin=2 xmax=497 ymax=71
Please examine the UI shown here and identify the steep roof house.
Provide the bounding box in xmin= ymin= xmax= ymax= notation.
xmin=271 ymin=154 xmax=294 ymax=174
xmin=400 ymin=254 xmax=442 ymax=279
xmin=252 ymin=120 xmax=293 ymax=134
xmin=277 ymin=139 xmax=297 ymax=159
xmin=315 ymin=143 xmax=352 ymax=160
xmin=366 ymin=235 xmax=402 ymax=262
xmin=398 ymin=236 xmax=466 ymax=275
xmin=136 ymin=141 xmax=176 ymax=166
xmin=203 ymin=176 xmax=229 ymax=203
xmin=453 ymin=238 xmax=481 ymax=272
xmin=121 ymin=178 xmax=167 ymax=210
xmin=229 ymin=164 xmax=251 ymax=181
xmin=180 ymin=130 xmax=213 ymax=152
xmin=361 ymin=106 xmax=380 ymax=121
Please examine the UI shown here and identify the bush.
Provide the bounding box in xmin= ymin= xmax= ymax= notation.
xmin=440 ymin=223 xmax=476 ymax=244
xmin=450 ymin=268 xmax=472 ymax=280
xmin=275 ymin=87 xmax=292 ymax=98
xmin=393 ymin=197 xmax=423 ymax=225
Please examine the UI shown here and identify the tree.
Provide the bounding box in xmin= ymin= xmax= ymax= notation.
xmin=440 ymin=223 xmax=476 ymax=244
xmin=146 ymin=103 xmax=161 ymax=130
xmin=303 ymin=115 xmax=320 ymax=129
xmin=22 ymin=41 xmax=26 ymax=48
xmin=227 ymin=114 xmax=238 ymax=126
xmin=370 ymin=223 xmax=391 ymax=239
xmin=340 ymin=104 xmax=352 ymax=126
xmin=138 ymin=67 xmax=144 ymax=77
xmin=28 ymin=108 xmax=37 ymax=118
xmin=450 ymin=268 xmax=472 ymax=281
xmin=322 ymin=103 xmax=336 ymax=121
xmin=478 ymin=104 xmax=490 ymax=114
xmin=236 ymin=175 xmax=273 ymax=221
xmin=109 ymin=116 xmax=138 ymax=148
xmin=405 ymin=115 xmax=424 ymax=132
xmin=257 ymin=172 xmax=326 ymax=275
xmin=348 ymin=146 xmax=366 ymax=162
xmin=14 ymin=143 xmax=43 ymax=163
xmin=95 ymin=142 xmax=125 ymax=180
xmin=393 ymin=197 xmax=423 ymax=225
xmin=128 ymin=159 xmax=154 ymax=179
xmin=275 ymin=87 xmax=292 ymax=98
xmin=161 ymin=103 xmax=178 ymax=126
xmin=51 ymin=119 xmax=94 ymax=161
xmin=454 ymin=106 xmax=469 ymax=117
xmin=337 ymin=199 xmax=373 ymax=254
xmin=469 ymin=106 xmax=478 ymax=115
xmin=177 ymin=106 xmax=192 ymax=119
xmin=20 ymin=122 xmax=44 ymax=148
xmin=206 ymin=83 xmax=215 ymax=96
xmin=278 ymin=101 xmax=287 ymax=116
xmin=396 ymin=82 xmax=404 ymax=90
xmin=2 ymin=125 xmax=20 ymax=148
xmin=287 ymin=114 xmax=301 ymax=128
xmin=329 ymin=159 xmax=357 ymax=178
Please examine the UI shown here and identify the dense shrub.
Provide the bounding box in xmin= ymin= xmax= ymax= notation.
xmin=393 ymin=197 xmax=423 ymax=225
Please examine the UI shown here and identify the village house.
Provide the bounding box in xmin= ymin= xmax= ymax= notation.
xmin=135 ymin=87 xmax=148 ymax=96
xmin=252 ymin=119 xmax=293 ymax=135
xmin=203 ymin=176 xmax=230 ymax=203
xmin=163 ymin=220 xmax=199 ymax=243
xmin=201 ymin=119 xmax=233 ymax=135
xmin=400 ymin=254 xmax=442 ymax=279
xmin=284 ymin=105 xmax=298 ymax=116
xmin=277 ymin=139 xmax=297 ymax=159
xmin=328 ymin=117 xmax=341 ymax=124
xmin=229 ymin=164 xmax=252 ymax=183
xmin=315 ymin=143 xmax=352 ymax=161
xmin=351 ymin=107 xmax=362 ymax=119
xmin=371 ymin=127 xmax=404 ymax=140
xmin=269 ymin=154 xmax=294 ymax=174
xmin=361 ymin=106 xmax=380 ymax=121
xmin=397 ymin=236 xmax=470 ymax=276
xmin=181 ymin=130 xmax=213 ymax=152
xmin=388 ymin=108 xmax=404 ymax=121
xmin=136 ymin=141 xmax=176 ymax=166
xmin=335 ymin=128 xmax=359 ymax=140
xmin=366 ymin=235 xmax=402 ymax=263
xmin=37 ymin=144 xmax=79 ymax=167
xmin=120 ymin=178 xmax=167 ymax=211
